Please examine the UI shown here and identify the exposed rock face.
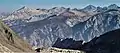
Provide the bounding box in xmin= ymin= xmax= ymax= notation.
xmin=1 ymin=4 xmax=120 ymax=48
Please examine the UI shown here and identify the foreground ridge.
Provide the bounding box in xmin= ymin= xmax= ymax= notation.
xmin=0 ymin=20 xmax=34 ymax=52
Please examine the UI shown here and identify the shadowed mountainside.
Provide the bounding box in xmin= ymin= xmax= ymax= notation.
xmin=53 ymin=29 xmax=120 ymax=53
xmin=82 ymin=29 xmax=120 ymax=53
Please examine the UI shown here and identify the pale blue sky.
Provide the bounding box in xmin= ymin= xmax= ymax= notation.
xmin=0 ymin=0 xmax=120 ymax=12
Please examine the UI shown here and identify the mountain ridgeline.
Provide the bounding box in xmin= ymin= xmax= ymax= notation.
xmin=1 ymin=4 xmax=120 ymax=48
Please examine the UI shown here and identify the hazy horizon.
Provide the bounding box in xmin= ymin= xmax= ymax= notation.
xmin=0 ymin=0 xmax=120 ymax=12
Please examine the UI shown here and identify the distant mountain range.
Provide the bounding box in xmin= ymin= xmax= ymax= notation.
xmin=1 ymin=4 xmax=120 ymax=48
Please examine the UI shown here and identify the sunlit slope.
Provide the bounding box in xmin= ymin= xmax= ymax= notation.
xmin=0 ymin=20 xmax=33 ymax=52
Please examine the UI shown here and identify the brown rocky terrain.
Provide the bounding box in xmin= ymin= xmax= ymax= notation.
xmin=0 ymin=20 xmax=34 ymax=52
